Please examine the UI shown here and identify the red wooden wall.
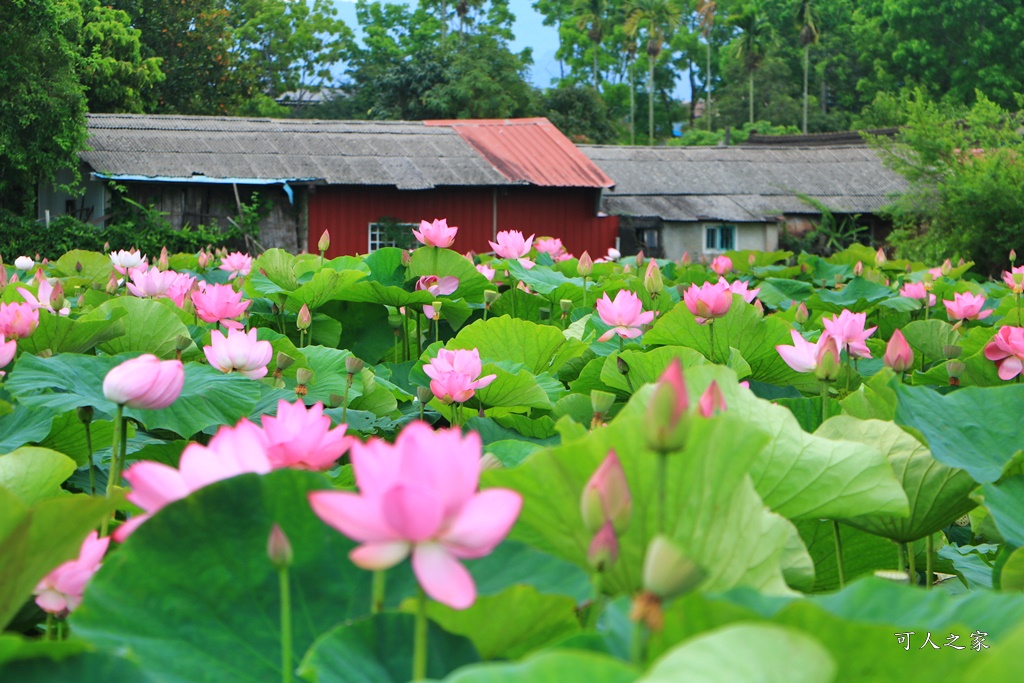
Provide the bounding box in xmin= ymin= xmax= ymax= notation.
xmin=309 ymin=185 xmax=618 ymax=259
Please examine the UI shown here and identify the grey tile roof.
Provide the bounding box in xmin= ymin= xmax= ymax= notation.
xmin=580 ymin=144 xmax=908 ymax=221
xmin=82 ymin=114 xmax=509 ymax=188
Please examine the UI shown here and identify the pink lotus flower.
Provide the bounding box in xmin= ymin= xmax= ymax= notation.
xmin=423 ymin=348 xmax=497 ymax=404
xmin=535 ymin=237 xmax=568 ymax=260
xmin=17 ymin=279 xmax=69 ymax=316
xmin=413 ymin=219 xmax=458 ymax=248
xmin=115 ymin=419 xmax=272 ymax=541
xmin=110 ymin=249 xmax=147 ymax=274
xmin=719 ymin=277 xmax=759 ymax=303
xmin=899 ymin=281 xmax=936 ymax=307
xmin=0 ymin=302 xmax=40 ymax=339
xmin=984 ymin=326 xmax=1024 ymax=380
xmin=943 ymin=292 xmax=991 ymax=321
xmin=1002 ymin=266 xmax=1024 ymax=293
xmin=476 ymin=264 xmax=495 ymax=281
xmin=260 ymin=399 xmax=353 ymax=470
xmin=698 ymin=381 xmax=726 ymax=417
xmin=682 ymin=281 xmax=733 ymax=323
xmin=488 ymin=230 xmax=534 ymax=262
xmin=776 ymin=330 xmax=840 ymax=378
xmin=0 ymin=335 xmax=15 ymax=374
xmin=415 ymin=275 xmax=459 ymax=297
xmin=884 ymin=329 xmax=914 ymax=372
xmin=192 ymin=283 xmax=250 ymax=330
xmin=596 ymin=290 xmax=655 ymax=342
xmin=204 ymin=327 xmax=273 ymax=379
xmin=580 ymin=450 xmax=631 ymax=534
xmin=219 ymin=252 xmax=252 ymax=280
xmin=710 ymin=255 xmax=732 ymax=276
xmin=127 ymin=267 xmax=179 ymax=299
xmin=822 ymin=309 xmax=877 ymax=359
xmin=34 ymin=531 xmax=109 ymax=615
xmin=103 ymin=354 xmax=185 ymax=409
xmin=308 ymin=422 xmax=522 ymax=610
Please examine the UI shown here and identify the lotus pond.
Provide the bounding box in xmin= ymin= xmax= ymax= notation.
xmin=1 ymin=224 xmax=1023 ymax=682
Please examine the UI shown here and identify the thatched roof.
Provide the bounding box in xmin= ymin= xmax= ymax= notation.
xmin=82 ymin=114 xmax=610 ymax=190
xmin=580 ymin=145 xmax=908 ymax=222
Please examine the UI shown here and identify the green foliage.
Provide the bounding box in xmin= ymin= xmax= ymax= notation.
xmin=873 ymin=92 xmax=1024 ymax=275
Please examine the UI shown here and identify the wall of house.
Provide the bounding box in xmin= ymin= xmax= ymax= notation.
xmin=662 ymin=221 xmax=781 ymax=261
xmin=309 ymin=186 xmax=618 ymax=258
xmin=37 ymin=166 xmax=107 ymax=224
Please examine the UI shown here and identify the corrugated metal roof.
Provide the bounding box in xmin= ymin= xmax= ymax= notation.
xmin=578 ymin=144 xmax=907 ymax=222
xmin=82 ymin=114 xmax=508 ymax=188
xmin=427 ymin=118 xmax=614 ymax=188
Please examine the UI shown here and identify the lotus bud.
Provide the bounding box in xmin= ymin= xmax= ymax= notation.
xmin=0 ymin=265 xmax=6 ymax=288
xmin=644 ymin=260 xmax=663 ymax=294
xmin=106 ymin=272 xmax=119 ymax=294
xmin=267 ymin=524 xmax=293 ymax=571
xmin=753 ymin=299 xmax=764 ymax=315
xmin=883 ymin=329 xmax=914 ymax=373
xmin=401 ymin=250 xmax=411 ymax=267
xmin=75 ymin=261 xmax=83 ymax=273
xmin=580 ymin=450 xmax=631 ymax=534
xmin=483 ymin=290 xmax=499 ymax=307
xmin=158 ymin=246 xmax=169 ymax=271
xmin=37 ymin=348 xmax=53 ymax=359
xmin=77 ymin=405 xmax=94 ymax=426
xmin=1011 ymin=249 xmax=1017 ymax=265
xmin=794 ymin=302 xmax=809 ymax=324
xmin=622 ymin=265 xmax=632 ymax=274
xmin=76 ymin=294 xmax=85 ymax=308
xmin=834 ymin=274 xmax=843 ymax=286
xmin=14 ymin=256 xmax=34 ymax=271
xmin=814 ymin=336 xmax=842 ymax=382
xmin=198 ymin=250 xmax=211 ymax=269
xmin=946 ymin=360 xmax=966 ymax=386
xmin=172 ymin=335 xmax=191 ymax=354
xmin=943 ymin=345 xmax=962 ymax=360
xmin=853 ymin=261 xmax=863 ymax=277
xmin=875 ymin=248 xmax=887 ymax=267
xmin=577 ymin=251 xmax=593 ymax=277
xmin=479 ymin=453 xmax=503 ymax=471
xmin=296 ymin=304 xmax=312 ymax=331
xmin=48 ymin=281 xmax=65 ymax=312
xmin=680 ymin=251 xmax=691 ymax=266
xmin=635 ymin=250 xmax=645 ymax=268
xmin=103 ymin=241 xmax=110 ymax=252
xmin=559 ymin=299 xmax=573 ymax=314
xmin=587 ymin=521 xmax=619 ymax=571
xmin=318 ymin=229 xmax=331 ymax=253
xmin=941 ymin=259 xmax=952 ymax=275
xmin=591 ymin=389 xmax=615 ymax=416
xmin=748 ymin=253 xmax=757 ymax=266
xmin=645 ymin=359 xmax=690 ymax=454
xmin=416 ymin=386 xmax=434 ymax=404
xmin=345 ymin=356 xmax=365 ymax=375
xmin=616 ymin=356 xmax=630 ymax=376
xmin=698 ymin=381 xmax=726 ymax=417
xmin=388 ymin=311 xmax=404 ymax=329
xmin=641 ymin=535 xmax=704 ymax=600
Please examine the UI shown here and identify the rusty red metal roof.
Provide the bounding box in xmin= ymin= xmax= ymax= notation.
xmin=425 ymin=118 xmax=614 ymax=188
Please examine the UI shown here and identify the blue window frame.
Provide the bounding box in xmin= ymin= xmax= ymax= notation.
xmin=705 ymin=224 xmax=735 ymax=252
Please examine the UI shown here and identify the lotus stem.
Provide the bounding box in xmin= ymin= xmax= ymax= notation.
xmin=100 ymin=404 xmax=126 ymax=537
xmin=45 ymin=613 xmax=55 ymax=641
xmin=657 ymin=452 xmax=667 ymax=534
xmin=630 ymin=620 xmax=648 ymax=666
xmin=896 ymin=540 xmax=907 ymax=574
xmin=371 ymin=570 xmax=386 ymax=614
xmin=279 ymin=565 xmax=293 ymax=683
xmin=416 ymin=314 xmax=422 ymax=357
xmin=820 ymin=381 xmax=830 ymax=425
xmin=84 ymin=421 xmax=95 ymax=496
xmin=832 ymin=520 xmax=846 ymax=589
xmin=582 ymin=275 xmax=588 ymax=309
xmin=342 ymin=373 xmax=352 ymax=423
xmin=906 ymin=541 xmax=917 ymax=585
xmin=708 ymin=320 xmax=715 ymax=363
xmin=926 ymin=535 xmax=934 ymax=589
xmin=412 ymin=587 xmax=428 ymax=681
xmin=585 ymin=571 xmax=605 ymax=629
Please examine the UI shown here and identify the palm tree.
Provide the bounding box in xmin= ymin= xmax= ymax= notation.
xmin=573 ymin=0 xmax=608 ymax=93
xmin=697 ymin=1 xmax=716 ymax=131
xmin=625 ymin=0 xmax=682 ymax=146
xmin=795 ymin=0 xmax=819 ymax=134
xmin=729 ymin=4 xmax=771 ymax=125
xmin=624 ymin=34 xmax=638 ymax=145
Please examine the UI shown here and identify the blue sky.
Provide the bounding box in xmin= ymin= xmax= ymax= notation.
xmin=332 ymin=1 xmax=691 ymax=98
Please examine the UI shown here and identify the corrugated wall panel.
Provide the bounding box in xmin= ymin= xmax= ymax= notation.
xmin=309 ymin=186 xmax=618 ymax=259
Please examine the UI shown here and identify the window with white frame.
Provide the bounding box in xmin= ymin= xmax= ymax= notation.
xmin=705 ymin=224 xmax=736 ymax=252
xmin=368 ymin=220 xmax=417 ymax=252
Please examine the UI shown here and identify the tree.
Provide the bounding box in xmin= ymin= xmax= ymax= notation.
xmin=573 ymin=0 xmax=610 ymax=92
xmin=697 ymin=1 xmax=716 ymax=131
xmin=625 ymin=0 xmax=682 ymax=145
xmin=794 ymin=0 xmax=818 ymax=134
xmin=542 ymin=84 xmax=618 ymax=143
xmin=78 ymin=0 xmax=164 ymax=113
xmin=0 ymin=0 xmax=88 ymax=213
xmin=871 ymin=92 xmax=1024 ymax=275
xmin=727 ymin=3 xmax=772 ymax=125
